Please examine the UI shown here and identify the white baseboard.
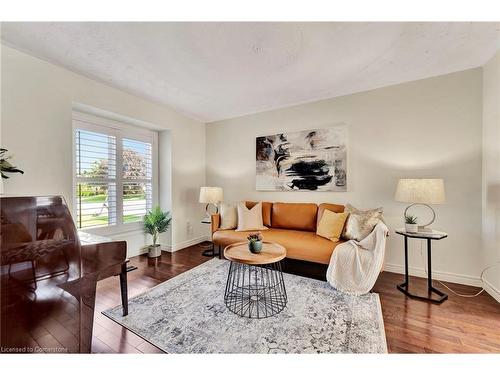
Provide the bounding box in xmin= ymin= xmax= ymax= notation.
xmin=130 ymin=246 xmax=148 ymax=257
xmin=383 ymin=263 xmax=500 ymax=303
xmin=129 ymin=235 xmax=209 ymax=257
xmin=162 ymin=235 xmax=210 ymax=252
xmin=483 ymin=278 xmax=500 ymax=303
xmin=383 ymin=263 xmax=483 ymax=287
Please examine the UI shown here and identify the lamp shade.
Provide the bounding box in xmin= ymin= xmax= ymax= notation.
xmin=395 ymin=179 xmax=445 ymax=204
xmin=199 ymin=186 xmax=223 ymax=204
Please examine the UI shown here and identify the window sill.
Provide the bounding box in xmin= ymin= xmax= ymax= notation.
xmin=79 ymin=222 xmax=145 ymax=238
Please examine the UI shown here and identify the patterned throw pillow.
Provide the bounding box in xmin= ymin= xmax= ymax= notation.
xmin=342 ymin=204 xmax=385 ymax=241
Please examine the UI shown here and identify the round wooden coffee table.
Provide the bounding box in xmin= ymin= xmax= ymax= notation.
xmin=223 ymin=241 xmax=287 ymax=319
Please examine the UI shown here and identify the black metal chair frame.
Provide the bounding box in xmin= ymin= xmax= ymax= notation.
xmin=224 ymin=260 xmax=287 ymax=319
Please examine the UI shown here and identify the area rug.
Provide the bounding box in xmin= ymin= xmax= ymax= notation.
xmin=103 ymin=259 xmax=387 ymax=353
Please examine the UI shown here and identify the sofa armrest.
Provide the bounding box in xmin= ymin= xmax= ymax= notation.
xmin=211 ymin=214 xmax=220 ymax=234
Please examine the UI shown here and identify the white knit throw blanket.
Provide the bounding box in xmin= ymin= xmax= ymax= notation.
xmin=326 ymin=222 xmax=389 ymax=295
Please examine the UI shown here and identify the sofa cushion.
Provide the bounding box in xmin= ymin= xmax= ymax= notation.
xmin=245 ymin=201 xmax=272 ymax=227
xmin=213 ymin=228 xmax=342 ymax=265
xmin=271 ymin=202 xmax=318 ymax=231
xmin=317 ymin=203 xmax=345 ymax=228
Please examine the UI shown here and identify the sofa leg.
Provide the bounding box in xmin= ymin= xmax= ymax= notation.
xmin=219 ymin=245 xmax=222 ymax=259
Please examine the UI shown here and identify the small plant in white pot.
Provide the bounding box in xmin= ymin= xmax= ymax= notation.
xmin=404 ymin=214 xmax=418 ymax=233
xmin=143 ymin=206 xmax=171 ymax=258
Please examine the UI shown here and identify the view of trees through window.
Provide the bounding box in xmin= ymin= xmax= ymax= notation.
xmin=75 ymin=127 xmax=153 ymax=229
xmin=122 ymin=138 xmax=153 ymax=224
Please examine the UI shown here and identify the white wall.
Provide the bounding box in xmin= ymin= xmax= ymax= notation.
xmin=482 ymin=50 xmax=500 ymax=301
xmin=207 ymin=69 xmax=484 ymax=287
xmin=2 ymin=43 xmax=494 ymax=291
xmin=1 ymin=45 xmax=207 ymax=256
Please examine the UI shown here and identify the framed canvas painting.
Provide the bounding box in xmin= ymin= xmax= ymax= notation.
xmin=256 ymin=126 xmax=347 ymax=191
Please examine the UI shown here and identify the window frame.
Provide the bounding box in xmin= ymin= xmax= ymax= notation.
xmin=72 ymin=111 xmax=158 ymax=236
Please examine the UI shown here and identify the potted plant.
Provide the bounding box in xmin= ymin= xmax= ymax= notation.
xmin=404 ymin=214 xmax=418 ymax=233
xmin=247 ymin=232 xmax=263 ymax=253
xmin=143 ymin=206 xmax=171 ymax=258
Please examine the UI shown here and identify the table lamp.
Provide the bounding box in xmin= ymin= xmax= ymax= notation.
xmin=199 ymin=186 xmax=223 ymax=223
xmin=395 ymin=178 xmax=445 ymax=232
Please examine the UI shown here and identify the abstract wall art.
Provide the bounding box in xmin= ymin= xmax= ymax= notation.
xmin=256 ymin=126 xmax=347 ymax=191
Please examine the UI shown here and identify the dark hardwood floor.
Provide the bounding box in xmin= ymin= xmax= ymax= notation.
xmin=92 ymin=244 xmax=500 ymax=354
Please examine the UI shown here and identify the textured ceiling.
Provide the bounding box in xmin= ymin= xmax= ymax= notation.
xmin=1 ymin=22 xmax=499 ymax=122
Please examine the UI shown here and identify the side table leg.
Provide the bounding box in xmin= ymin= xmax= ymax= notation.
xmin=202 ymin=242 xmax=216 ymax=257
xmin=397 ymin=235 xmax=410 ymax=295
xmin=427 ymin=238 xmax=448 ymax=303
xmin=427 ymin=238 xmax=432 ymax=292
xmin=404 ymin=236 xmax=409 ymax=285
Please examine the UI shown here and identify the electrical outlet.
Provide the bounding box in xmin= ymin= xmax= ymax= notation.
xmin=187 ymin=220 xmax=193 ymax=235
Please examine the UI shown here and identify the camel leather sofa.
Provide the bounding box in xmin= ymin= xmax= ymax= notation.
xmin=211 ymin=201 xmax=346 ymax=265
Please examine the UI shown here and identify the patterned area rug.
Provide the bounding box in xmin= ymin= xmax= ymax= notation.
xmin=103 ymin=259 xmax=387 ymax=353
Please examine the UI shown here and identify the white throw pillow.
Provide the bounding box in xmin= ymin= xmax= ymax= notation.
xmin=219 ymin=202 xmax=238 ymax=230
xmin=235 ymin=202 xmax=268 ymax=232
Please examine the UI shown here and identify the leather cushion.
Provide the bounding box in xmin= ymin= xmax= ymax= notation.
xmin=271 ymin=202 xmax=318 ymax=231
xmin=213 ymin=228 xmax=342 ymax=265
xmin=246 ymin=201 xmax=272 ymax=227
